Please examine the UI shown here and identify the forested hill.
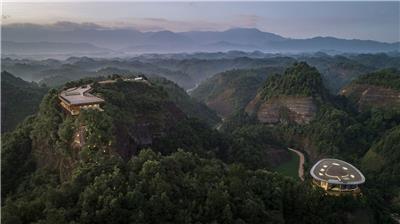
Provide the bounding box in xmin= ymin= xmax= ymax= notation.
xmin=2 ymin=75 xmax=380 ymax=223
xmin=3 ymin=53 xmax=400 ymax=95
xmin=191 ymin=66 xmax=286 ymax=118
xmin=1 ymin=71 xmax=48 ymax=132
xmin=244 ymin=62 xmax=332 ymax=126
xmin=221 ymin=63 xmax=400 ymax=220
xmin=341 ymin=69 xmax=400 ymax=111
xmin=353 ymin=68 xmax=400 ymax=90
xmin=259 ymin=62 xmax=328 ymax=100
xmin=151 ymin=77 xmax=220 ymax=126
xmin=1 ymin=77 xmax=229 ymax=199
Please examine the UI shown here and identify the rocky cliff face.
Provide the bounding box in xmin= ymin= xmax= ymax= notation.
xmin=191 ymin=67 xmax=285 ymax=118
xmin=341 ymin=84 xmax=400 ymax=111
xmin=246 ymin=94 xmax=317 ymax=124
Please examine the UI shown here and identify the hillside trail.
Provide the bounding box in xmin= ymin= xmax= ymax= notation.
xmin=287 ymin=147 xmax=305 ymax=181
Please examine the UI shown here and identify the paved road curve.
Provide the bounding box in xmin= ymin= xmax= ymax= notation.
xmin=288 ymin=147 xmax=305 ymax=181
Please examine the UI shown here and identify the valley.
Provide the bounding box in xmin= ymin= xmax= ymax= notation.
xmin=2 ymin=2 xmax=400 ymax=223
xmin=287 ymin=147 xmax=305 ymax=181
xmin=2 ymin=52 xmax=400 ymax=224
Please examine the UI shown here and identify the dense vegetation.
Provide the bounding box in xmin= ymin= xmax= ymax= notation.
xmin=192 ymin=67 xmax=285 ymax=117
xmin=362 ymin=126 xmax=400 ymax=214
xmin=353 ymin=68 xmax=400 ymax=91
xmin=259 ymin=62 xmax=326 ymax=100
xmin=1 ymin=71 xmax=48 ymax=132
xmin=222 ymin=64 xmax=400 ymax=221
xmin=151 ymin=77 xmax=220 ymax=126
xmin=2 ymin=73 xmax=378 ymax=223
xmin=3 ymin=56 xmax=400 ymax=223
xmin=4 ymin=52 xmax=400 ymax=93
xmin=2 ymin=149 xmax=371 ymax=224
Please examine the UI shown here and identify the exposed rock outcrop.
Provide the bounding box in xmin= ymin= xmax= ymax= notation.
xmin=246 ymin=94 xmax=317 ymax=124
xmin=191 ymin=67 xmax=286 ymax=118
xmin=341 ymin=84 xmax=400 ymax=111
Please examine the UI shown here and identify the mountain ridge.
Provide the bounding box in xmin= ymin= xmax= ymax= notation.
xmin=1 ymin=71 xmax=48 ymax=133
xmin=245 ymin=62 xmax=328 ymax=125
xmin=3 ymin=23 xmax=399 ymax=55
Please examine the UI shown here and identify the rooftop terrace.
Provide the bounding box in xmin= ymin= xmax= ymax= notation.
xmin=59 ymin=85 xmax=105 ymax=106
xmin=310 ymin=158 xmax=365 ymax=185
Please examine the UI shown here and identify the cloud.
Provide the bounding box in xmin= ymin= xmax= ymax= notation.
xmin=104 ymin=17 xmax=225 ymax=32
xmin=108 ymin=15 xmax=267 ymax=32
xmin=3 ymin=14 xmax=265 ymax=34
xmin=3 ymin=14 xmax=267 ymax=33
xmin=3 ymin=21 xmax=106 ymax=31
xmin=233 ymin=15 xmax=264 ymax=28
xmin=51 ymin=21 xmax=103 ymax=30
xmin=3 ymin=15 xmax=266 ymax=33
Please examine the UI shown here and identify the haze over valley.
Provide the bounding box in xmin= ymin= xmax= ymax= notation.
xmin=3 ymin=23 xmax=399 ymax=58
xmin=2 ymin=2 xmax=400 ymax=224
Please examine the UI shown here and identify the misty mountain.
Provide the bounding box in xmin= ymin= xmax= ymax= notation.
xmin=269 ymin=37 xmax=400 ymax=53
xmin=3 ymin=52 xmax=399 ymax=92
xmin=2 ymin=22 xmax=145 ymax=49
xmin=2 ymin=22 xmax=399 ymax=56
xmin=1 ymin=71 xmax=48 ymax=133
xmin=3 ymin=41 xmax=111 ymax=55
xmin=182 ymin=28 xmax=285 ymax=45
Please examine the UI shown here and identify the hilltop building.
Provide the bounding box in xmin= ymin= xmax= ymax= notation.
xmin=59 ymin=85 xmax=105 ymax=115
xmin=310 ymin=158 xmax=365 ymax=194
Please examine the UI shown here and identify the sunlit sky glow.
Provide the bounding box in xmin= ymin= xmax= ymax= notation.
xmin=3 ymin=1 xmax=400 ymax=42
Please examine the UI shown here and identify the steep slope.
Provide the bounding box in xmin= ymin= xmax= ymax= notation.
xmin=361 ymin=126 xmax=400 ymax=173
xmin=192 ymin=67 xmax=286 ymax=118
xmin=340 ymin=69 xmax=400 ymax=111
xmin=151 ymin=77 xmax=220 ymax=126
xmin=300 ymin=54 xmax=373 ymax=92
xmin=1 ymin=76 xmax=294 ymax=194
xmin=150 ymin=56 xmax=295 ymax=85
xmin=0 ymin=77 xmax=391 ymax=223
xmin=1 ymin=71 xmax=48 ymax=132
xmin=245 ymin=62 xmax=328 ymax=125
xmin=5 ymin=77 xmax=233 ymax=182
xmin=361 ymin=125 xmax=400 ymax=214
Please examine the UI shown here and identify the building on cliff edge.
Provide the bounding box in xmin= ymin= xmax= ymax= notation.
xmin=59 ymin=85 xmax=105 ymax=115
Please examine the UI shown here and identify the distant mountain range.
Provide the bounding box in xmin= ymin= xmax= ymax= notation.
xmin=2 ymin=22 xmax=399 ymax=56
xmin=3 ymin=41 xmax=110 ymax=55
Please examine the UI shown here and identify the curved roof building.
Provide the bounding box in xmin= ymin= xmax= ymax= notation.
xmin=310 ymin=158 xmax=365 ymax=194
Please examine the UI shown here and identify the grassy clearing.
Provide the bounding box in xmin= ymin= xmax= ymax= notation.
xmin=274 ymin=149 xmax=300 ymax=180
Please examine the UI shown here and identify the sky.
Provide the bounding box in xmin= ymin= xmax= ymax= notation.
xmin=2 ymin=2 xmax=400 ymax=42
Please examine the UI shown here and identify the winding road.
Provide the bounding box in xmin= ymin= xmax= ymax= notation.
xmin=287 ymin=147 xmax=305 ymax=181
